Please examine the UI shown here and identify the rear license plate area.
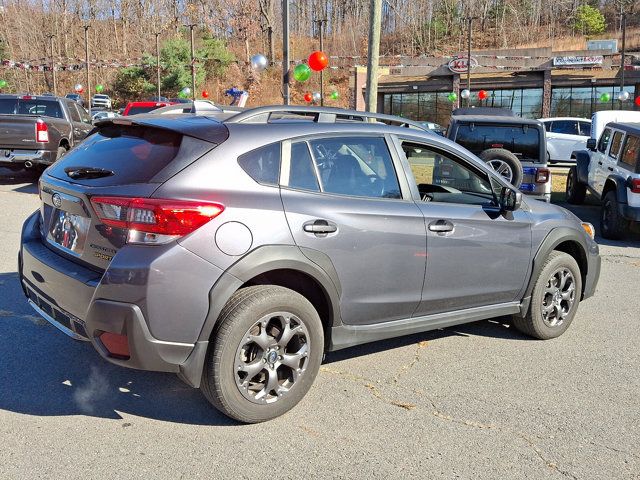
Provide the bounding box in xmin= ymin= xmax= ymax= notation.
xmin=47 ymin=209 xmax=90 ymax=255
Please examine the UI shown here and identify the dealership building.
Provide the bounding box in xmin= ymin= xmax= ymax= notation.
xmin=351 ymin=44 xmax=640 ymax=126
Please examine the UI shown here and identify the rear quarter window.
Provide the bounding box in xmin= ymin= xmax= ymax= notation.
xmin=238 ymin=142 xmax=281 ymax=186
xmin=620 ymin=135 xmax=640 ymax=173
xmin=47 ymin=125 xmax=183 ymax=185
xmin=609 ymin=132 xmax=624 ymax=159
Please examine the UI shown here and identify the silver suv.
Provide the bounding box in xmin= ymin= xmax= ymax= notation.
xmin=19 ymin=106 xmax=601 ymax=423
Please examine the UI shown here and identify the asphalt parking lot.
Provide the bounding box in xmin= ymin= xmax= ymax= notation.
xmin=1 ymin=168 xmax=638 ymax=479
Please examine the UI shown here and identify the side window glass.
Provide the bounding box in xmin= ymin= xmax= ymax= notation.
xmin=579 ymin=122 xmax=591 ymax=136
xmin=551 ymin=120 xmax=579 ymax=135
xmin=597 ymin=128 xmax=611 ymax=153
xmin=620 ymin=135 xmax=640 ymax=172
xmin=289 ymin=142 xmax=320 ymax=192
xmin=402 ymin=142 xmax=495 ymax=206
xmin=238 ymin=142 xmax=281 ymax=186
xmin=67 ymin=102 xmax=81 ymax=122
xmin=78 ymin=105 xmax=91 ymax=123
xmin=544 ymin=122 xmax=552 ymax=132
xmin=609 ymin=132 xmax=624 ymax=159
xmin=307 ymin=136 xmax=401 ymax=199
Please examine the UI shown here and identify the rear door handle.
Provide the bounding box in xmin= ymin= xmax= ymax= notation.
xmin=303 ymin=219 xmax=337 ymax=235
xmin=598 ymin=161 xmax=603 ymax=165
xmin=428 ymin=219 xmax=454 ymax=233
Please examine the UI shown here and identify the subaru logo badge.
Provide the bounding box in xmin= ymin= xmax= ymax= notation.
xmin=52 ymin=193 xmax=62 ymax=208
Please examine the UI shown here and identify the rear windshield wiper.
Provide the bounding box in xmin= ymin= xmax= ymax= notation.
xmin=64 ymin=166 xmax=115 ymax=180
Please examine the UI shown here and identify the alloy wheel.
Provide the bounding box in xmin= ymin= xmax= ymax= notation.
xmin=234 ymin=312 xmax=310 ymax=404
xmin=541 ymin=268 xmax=576 ymax=328
xmin=487 ymin=159 xmax=514 ymax=183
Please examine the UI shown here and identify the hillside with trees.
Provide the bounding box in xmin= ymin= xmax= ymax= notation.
xmin=0 ymin=0 xmax=638 ymax=107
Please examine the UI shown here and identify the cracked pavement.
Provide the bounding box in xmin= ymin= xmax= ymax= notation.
xmin=0 ymin=170 xmax=638 ymax=479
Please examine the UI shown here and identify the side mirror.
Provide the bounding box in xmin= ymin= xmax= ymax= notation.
xmin=586 ymin=138 xmax=597 ymax=151
xmin=500 ymin=186 xmax=522 ymax=212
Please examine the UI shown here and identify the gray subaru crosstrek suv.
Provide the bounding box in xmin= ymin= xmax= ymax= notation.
xmin=19 ymin=106 xmax=600 ymax=423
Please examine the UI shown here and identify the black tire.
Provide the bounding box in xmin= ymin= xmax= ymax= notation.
xmin=201 ymin=285 xmax=324 ymax=423
xmin=479 ymin=148 xmax=524 ymax=187
xmin=55 ymin=146 xmax=67 ymax=162
xmin=512 ymin=251 xmax=582 ymax=340
xmin=565 ymin=166 xmax=586 ymax=204
xmin=600 ymin=190 xmax=628 ymax=240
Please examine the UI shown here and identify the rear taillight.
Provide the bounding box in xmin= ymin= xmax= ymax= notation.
xmin=629 ymin=178 xmax=640 ymax=194
xmin=35 ymin=119 xmax=49 ymax=143
xmin=90 ymin=196 xmax=224 ymax=244
xmin=535 ymin=168 xmax=550 ymax=183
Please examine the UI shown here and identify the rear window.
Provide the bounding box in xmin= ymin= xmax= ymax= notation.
xmin=126 ymin=105 xmax=161 ymax=115
xmin=454 ymin=123 xmax=542 ymax=161
xmin=0 ymin=99 xmax=64 ymax=118
xmin=620 ymin=135 xmax=640 ymax=172
xmin=47 ymin=125 xmax=182 ymax=185
xmin=550 ymin=120 xmax=579 ymax=135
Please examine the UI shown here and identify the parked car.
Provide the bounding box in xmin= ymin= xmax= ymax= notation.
xmin=447 ymin=112 xmax=551 ymax=202
xmin=149 ymin=100 xmax=224 ymax=115
xmin=420 ymin=121 xmax=446 ymax=136
xmin=169 ymin=97 xmax=192 ymax=104
xmin=91 ymin=110 xmax=119 ymax=124
xmin=65 ymin=93 xmax=84 ymax=107
xmin=91 ymin=94 xmax=112 ymax=109
xmin=19 ymin=105 xmax=600 ymax=423
xmin=0 ymin=94 xmax=92 ymax=170
xmin=122 ymin=101 xmax=171 ymax=116
xmin=540 ymin=117 xmax=591 ymax=163
xmin=566 ymin=121 xmax=640 ymax=239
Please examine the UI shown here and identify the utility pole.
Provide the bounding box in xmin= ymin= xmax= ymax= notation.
xmin=46 ymin=34 xmax=57 ymax=96
xmin=185 ymin=24 xmax=197 ymax=101
xmin=155 ymin=32 xmax=161 ymax=100
xmin=313 ymin=18 xmax=327 ymax=106
xmin=465 ymin=16 xmax=477 ymax=107
xmin=365 ymin=0 xmax=382 ymax=112
xmin=619 ymin=12 xmax=626 ymax=108
xmin=83 ymin=25 xmax=91 ymax=107
xmin=282 ymin=0 xmax=290 ymax=105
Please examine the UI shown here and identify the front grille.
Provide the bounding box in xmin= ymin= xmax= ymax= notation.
xmin=24 ymin=283 xmax=89 ymax=341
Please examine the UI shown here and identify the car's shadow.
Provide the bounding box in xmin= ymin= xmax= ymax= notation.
xmin=0 ymin=167 xmax=39 ymax=191
xmin=0 ymin=270 xmax=529 ymax=425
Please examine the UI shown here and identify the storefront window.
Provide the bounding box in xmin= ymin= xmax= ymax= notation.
xmin=382 ymin=92 xmax=451 ymax=127
xmin=474 ymin=88 xmax=543 ymax=119
xmin=551 ymin=85 xmax=636 ymax=118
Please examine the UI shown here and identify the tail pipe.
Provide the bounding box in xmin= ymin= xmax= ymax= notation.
xmin=24 ymin=160 xmax=33 ymax=168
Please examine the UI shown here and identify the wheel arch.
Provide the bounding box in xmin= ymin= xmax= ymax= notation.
xmin=59 ymin=138 xmax=70 ymax=150
xmin=572 ymin=150 xmax=590 ymax=184
xmin=602 ymin=174 xmax=629 ymax=205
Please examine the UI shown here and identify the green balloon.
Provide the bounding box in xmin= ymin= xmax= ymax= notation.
xmin=600 ymin=93 xmax=611 ymax=102
xmin=0 ymin=80 xmax=7 ymax=88
xmin=447 ymin=92 xmax=457 ymax=102
xmin=95 ymin=84 xmax=104 ymax=93
xmin=330 ymin=91 xmax=339 ymax=100
xmin=293 ymin=63 xmax=312 ymax=82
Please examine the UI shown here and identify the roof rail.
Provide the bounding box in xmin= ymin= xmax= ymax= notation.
xmin=223 ymin=105 xmax=430 ymax=131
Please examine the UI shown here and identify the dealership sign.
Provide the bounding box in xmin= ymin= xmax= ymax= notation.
xmin=448 ymin=57 xmax=478 ymax=73
xmin=552 ymin=55 xmax=604 ymax=67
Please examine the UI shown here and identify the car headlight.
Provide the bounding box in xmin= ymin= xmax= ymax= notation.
xmin=581 ymin=222 xmax=595 ymax=240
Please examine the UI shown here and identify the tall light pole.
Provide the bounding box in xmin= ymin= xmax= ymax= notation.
xmin=365 ymin=0 xmax=382 ymax=112
xmin=46 ymin=34 xmax=57 ymax=96
xmin=282 ymin=0 xmax=290 ymax=105
xmin=155 ymin=32 xmax=161 ymax=100
xmin=184 ymin=24 xmax=197 ymax=101
xmin=83 ymin=25 xmax=91 ymax=107
xmin=313 ymin=18 xmax=327 ymax=106
xmin=465 ymin=16 xmax=477 ymax=107
xmin=619 ymin=12 xmax=627 ymax=108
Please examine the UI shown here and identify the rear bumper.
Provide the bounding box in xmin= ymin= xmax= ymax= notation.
xmin=0 ymin=148 xmax=56 ymax=166
xmin=18 ymin=210 xmax=217 ymax=375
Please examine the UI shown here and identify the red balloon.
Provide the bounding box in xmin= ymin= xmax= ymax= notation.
xmin=202 ymin=90 xmax=209 ymax=98
xmin=478 ymin=90 xmax=488 ymax=100
xmin=303 ymin=92 xmax=313 ymax=103
xmin=635 ymin=96 xmax=640 ymax=107
xmin=308 ymin=51 xmax=329 ymax=72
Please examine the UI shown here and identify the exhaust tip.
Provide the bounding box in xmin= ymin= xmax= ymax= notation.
xmin=24 ymin=160 xmax=33 ymax=168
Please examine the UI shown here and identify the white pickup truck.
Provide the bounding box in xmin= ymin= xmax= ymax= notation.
xmin=566 ymin=111 xmax=640 ymax=239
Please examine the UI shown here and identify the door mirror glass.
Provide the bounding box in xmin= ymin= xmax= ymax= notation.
xmin=500 ymin=187 xmax=522 ymax=212
xmin=586 ymin=138 xmax=597 ymax=151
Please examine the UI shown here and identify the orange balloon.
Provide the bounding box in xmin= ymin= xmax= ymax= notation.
xmin=308 ymin=51 xmax=329 ymax=71
xmin=303 ymin=92 xmax=313 ymax=103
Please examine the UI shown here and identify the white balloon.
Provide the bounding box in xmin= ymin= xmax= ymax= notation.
xmin=181 ymin=87 xmax=191 ymax=95
xmin=312 ymin=92 xmax=322 ymax=102
xmin=250 ymin=54 xmax=268 ymax=72
xmin=460 ymin=89 xmax=470 ymax=99
xmin=618 ymin=90 xmax=630 ymax=101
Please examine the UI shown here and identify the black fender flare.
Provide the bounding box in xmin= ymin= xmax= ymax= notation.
xmin=572 ymin=150 xmax=591 ymax=185
xmin=602 ymin=174 xmax=629 ymax=205
xmin=520 ymin=227 xmax=589 ymax=316
xmin=178 ymin=245 xmax=343 ymax=387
